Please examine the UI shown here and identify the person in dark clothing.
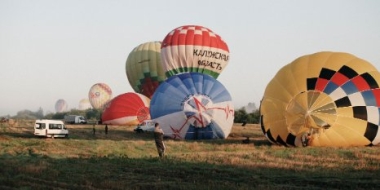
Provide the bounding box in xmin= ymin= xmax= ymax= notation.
xmin=154 ymin=123 xmax=165 ymax=158
xmin=105 ymin=125 xmax=108 ymax=135
xmin=301 ymin=133 xmax=313 ymax=147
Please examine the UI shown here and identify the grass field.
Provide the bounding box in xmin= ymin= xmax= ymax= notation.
xmin=0 ymin=120 xmax=379 ymax=190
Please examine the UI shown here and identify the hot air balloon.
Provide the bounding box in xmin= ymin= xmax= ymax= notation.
xmin=101 ymin=92 xmax=151 ymax=126
xmin=88 ymin=83 xmax=112 ymax=110
xmin=260 ymin=51 xmax=380 ymax=147
xmin=55 ymin=99 xmax=68 ymax=113
xmin=161 ymin=25 xmax=230 ymax=78
xmin=126 ymin=41 xmax=167 ymax=98
xmin=78 ymin=98 xmax=91 ymax=110
xmin=150 ymin=72 xmax=234 ymax=140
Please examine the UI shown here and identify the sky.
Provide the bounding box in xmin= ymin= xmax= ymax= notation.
xmin=1 ymin=0 xmax=380 ymax=116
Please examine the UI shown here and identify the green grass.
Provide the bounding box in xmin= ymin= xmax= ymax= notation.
xmin=0 ymin=121 xmax=379 ymax=189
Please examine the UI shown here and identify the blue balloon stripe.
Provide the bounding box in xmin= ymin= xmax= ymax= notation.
xmin=211 ymin=121 xmax=226 ymax=138
xmin=323 ymin=82 xmax=339 ymax=94
xmin=341 ymin=81 xmax=359 ymax=95
xmin=167 ymin=76 xmax=191 ymax=94
xmin=192 ymin=72 xmax=204 ymax=94
xmin=213 ymin=91 xmax=232 ymax=103
xmin=202 ymin=75 xmax=215 ymax=96
xmin=151 ymin=88 xmax=186 ymax=118
xmin=180 ymin=74 xmax=197 ymax=95
xmin=150 ymin=93 xmax=172 ymax=117
xmin=209 ymin=82 xmax=231 ymax=103
xmin=362 ymin=90 xmax=377 ymax=106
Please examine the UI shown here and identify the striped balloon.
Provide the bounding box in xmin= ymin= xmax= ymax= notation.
xmin=126 ymin=41 xmax=167 ymax=98
xmin=102 ymin=92 xmax=150 ymax=126
xmin=161 ymin=25 xmax=229 ymax=78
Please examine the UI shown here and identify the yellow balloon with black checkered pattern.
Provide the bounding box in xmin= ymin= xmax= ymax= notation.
xmin=260 ymin=51 xmax=380 ymax=147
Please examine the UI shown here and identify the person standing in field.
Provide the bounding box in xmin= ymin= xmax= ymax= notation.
xmin=105 ymin=124 xmax=108 ymax=135
xmin=301 ymin=133 xmax=313 ymax=147
xmin=154 ymin=122 xmax=166 ymax=158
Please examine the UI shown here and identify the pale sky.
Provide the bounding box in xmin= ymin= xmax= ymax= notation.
xmin=1 ymin=0 xmax=380 ymax=116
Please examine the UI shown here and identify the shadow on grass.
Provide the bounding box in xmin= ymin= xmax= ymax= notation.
xmin=185 ymin=138 xmax=273 ymax=147
xmin=1 ymin=132 xmax=36 ymax=139
xmin=1 ymin=127 xmax=273 ymax=147
xmin=0 ymin=126 xmax=154 ymax=141
xmin=0 ymin=153 xmax=379 ymax=190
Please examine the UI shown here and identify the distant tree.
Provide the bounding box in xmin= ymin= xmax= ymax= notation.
xmin=85 ymin=109 xmax=102 ymax=121
xmin=14 ymin=109 xmax=41 ymax=119
xmin=234 ymin=108 xmax=248 ymax=123
xmin=13 ymin=110 xmax=32 ymax=119
xmin=67 ymin=109 xmax=86 ymax=117
xmin=44 ymin=113 xmax=54 ymax=119
xmin=248 ymin=109 xmax=260 ymax=124
xmin=51 ymin=112 xmax=68 ymax=120
xmin=233 ymin=107 xmax=260 ymax=124
xmin=0 ymin=114 xmax=11 ymax=119
xmin=36 ymin=107 xmax=44 ymax=119
xmin=43 ymin=108 xmax=99 ymax=121
xmin=244 ymin=102 xmax=257 ymax=113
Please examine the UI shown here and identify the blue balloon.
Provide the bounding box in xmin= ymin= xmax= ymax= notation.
xmin=150 ymin=72 xmax=234 ymax=139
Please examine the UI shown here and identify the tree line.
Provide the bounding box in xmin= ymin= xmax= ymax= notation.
xmin=3 ymin=107 xmax=260 ymax=124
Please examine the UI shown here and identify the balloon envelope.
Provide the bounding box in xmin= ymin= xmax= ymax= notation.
xmin=161 ymin=25 xmax=229 ymax=78
xmin=88 ymin=83 xmax=112 ymax=110
xmin=126 ymin=41 xmax=167 ymax=98
xmin=102 ymin=92 xmax=151 ymax=125
xmin=78 ymin=98 xmax=91 ymax=110
xmin=260 ymin=51 xmax=380 ymax=147
xmin=55 ymin=99 xmax=68 ymax=113
xmin=150 ymin=72 xmax=234 ymax=139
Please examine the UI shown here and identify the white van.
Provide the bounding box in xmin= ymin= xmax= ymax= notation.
xmin=134 ymin=120 xmax=155 ymax=133
xmin=34 ymin=119 xmax=69 ymax=138
xmin=64 ymin=115 xmax=87 ymax=124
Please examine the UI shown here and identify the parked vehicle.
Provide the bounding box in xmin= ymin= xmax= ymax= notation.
xmin=34 ymin=119 xmax=69 ymax=138
xmin=134 ymin=120 xmax=155 ymax=133
xmin=64 ymin=115 xmax=87 ymax=124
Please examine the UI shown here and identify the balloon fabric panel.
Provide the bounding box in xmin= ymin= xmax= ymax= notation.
xmin=178 ymin=73 xmax=198 ymax=94
xmin=150 ymin=85 xmax=188 ymax=118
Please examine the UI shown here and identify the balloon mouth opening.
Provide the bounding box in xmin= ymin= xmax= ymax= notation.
xmin=183 ymin=94 xmax=213 ymax=128
xmin=285 ymin=90 xmax=337 ymax=135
